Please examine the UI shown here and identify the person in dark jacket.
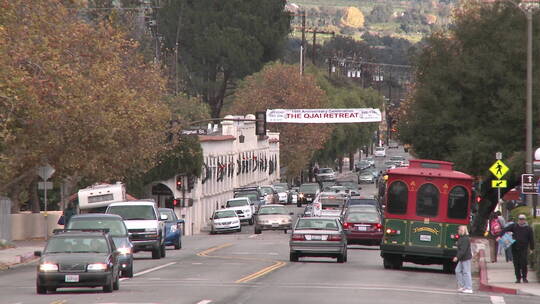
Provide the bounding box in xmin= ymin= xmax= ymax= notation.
xmin=453 ymin=225 xmax=473 ymax=293
xmin=503 ymin=214 xmax=535 ymax=283
xmin=63 ymin=202 xmax=77 ymax=226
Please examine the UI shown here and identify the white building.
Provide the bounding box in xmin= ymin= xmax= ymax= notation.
xmin=150 ymin=114 xmax=280 ymax=235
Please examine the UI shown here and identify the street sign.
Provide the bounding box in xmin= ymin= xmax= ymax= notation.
xmin=489 ymin=160 xmax=509 ymax=179
xmin=37 ymin=164 xmax=55 ymax=181
xmin=491 ymin=180 xmax=507 ymax=188
xmin=522 ymin=174 xmax=539 ymax=194
xmin=38 ymin=181 xmax=53 ymax=190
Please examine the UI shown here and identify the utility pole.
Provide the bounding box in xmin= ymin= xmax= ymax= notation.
xmin=301 ymin=11 xmax=306 ymax=75
xmin=304 ymin=28 xmax=334 ymax=65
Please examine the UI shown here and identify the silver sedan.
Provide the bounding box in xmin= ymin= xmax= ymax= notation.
xmin=289 ymin=217 xmax=347 ymax=263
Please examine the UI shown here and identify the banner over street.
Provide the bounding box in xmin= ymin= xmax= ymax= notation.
xmin=266 ymin=108 xmax=382 ymax=124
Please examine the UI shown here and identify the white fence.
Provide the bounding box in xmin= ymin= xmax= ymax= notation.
xmin=0 ymin=197 xmax=11 ymax=241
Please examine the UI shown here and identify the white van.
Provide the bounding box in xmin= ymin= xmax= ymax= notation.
xmin=374 ymin=147 xmax=386 ymax=157
xmin=78 ymin=182 xmax=126 ymax=213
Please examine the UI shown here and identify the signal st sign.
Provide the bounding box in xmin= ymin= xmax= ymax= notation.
xmin=521 ymin=174 xmax=539 ymax=194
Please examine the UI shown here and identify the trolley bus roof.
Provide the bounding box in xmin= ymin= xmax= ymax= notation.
xmin=387 ymin=159 xmax=473 ymax=180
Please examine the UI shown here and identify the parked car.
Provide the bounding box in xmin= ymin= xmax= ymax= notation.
xmin=289 ymin=217 xmax=347 ymax=263
xmin=106 ymin=200 xmax=167 ymax=259
xmin=297 ymin=183 xmax=321 ymax=207
xmin=66 ymin=214 xmax=133 ymax=278
xmin=35 ymin=229 xmax=121 ymax=294
xmin=223 ymin=197 xmax=254 ymax=225
xmin=158 ymin=208 xmax=184 ymax=250
xmin=342 ymin=210 xmax=383 ymax=246
xmin=210 ymin=209 xmax=241 ymax=234
xmin=316 ymin=168 xmax=337 ymax=182
xmin=254 ymin=204 xmax=293 ymax=234
xmin=358 ymin=171 xmax=376 ymax=184
xmin=374 ymin=146 xmax=386 ymax=157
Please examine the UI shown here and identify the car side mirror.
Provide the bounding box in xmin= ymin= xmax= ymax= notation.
xmin=34 ymin=251 xmax=42 ymax=257
xmin=220 ymin=205 xmax=224 ymax=209
xmin=177 ymin=219 xmax=185 ymax=224
xmin=209 ymin=217 xmax=213 ymax=220
xmin=160 ymin=214 xmax=168 ymax=221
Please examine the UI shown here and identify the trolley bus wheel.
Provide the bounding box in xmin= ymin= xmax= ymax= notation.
xmin=383 ymin=257 xmax=392 ymax=269
xmin=443 ymin=261 xmax=456 ymax=274
xmin=391 ymin=258 xmax=403 ymax=270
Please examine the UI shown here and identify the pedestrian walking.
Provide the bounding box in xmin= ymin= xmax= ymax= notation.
xmin=502 ymin=217 xmax=515 ymax=262
xmin=488 ymin=212 xmax=502 ymax=262
xmin=453 ymin=225 xmax=473 ymax=294
xmin=503 ymin=214 xmax=534 ymax=283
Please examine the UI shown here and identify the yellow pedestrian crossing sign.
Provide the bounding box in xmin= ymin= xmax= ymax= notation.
xmin=489 ymin=160 xmax=509 ymax=179
xmin=491 ymin=180 xmax=507 ymax=188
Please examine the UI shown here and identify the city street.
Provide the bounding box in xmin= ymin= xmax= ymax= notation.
xmin=0 ymin=148 xmax=537 ymax=304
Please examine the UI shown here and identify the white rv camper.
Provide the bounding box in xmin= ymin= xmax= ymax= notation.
xmin=78 ymin=182 xmax=126 ymax=213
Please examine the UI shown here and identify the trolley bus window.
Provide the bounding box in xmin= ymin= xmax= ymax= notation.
xmin=447 ymin=186 xmax=468 ymax=219
xmin=387 ymin=181 xmax=408 ymax=214
xmin=416 ymin=183 xmax=439 ymax=217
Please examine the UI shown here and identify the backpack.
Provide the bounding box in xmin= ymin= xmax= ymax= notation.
xmin=490 ymin=218 xmax=502 ymax=236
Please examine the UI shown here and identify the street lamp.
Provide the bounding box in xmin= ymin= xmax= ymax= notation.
xmin=487 ymin=0 xmax=538 ymax=207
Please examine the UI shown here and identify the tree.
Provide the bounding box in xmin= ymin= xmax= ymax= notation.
xmin=366 ymin=5 xmax=393 ymax=24
xmin=341 ymin=7 xmax=365 ymax=29
xmin=0 ymin=0 xmax=170 ymax=211
xmin=229 ymin=63 xmax=332 ymax=180
xmin=398 ymin=1 xmax=540 ymax=234
xmin=158 ymin=0 xmax=292 ymax=118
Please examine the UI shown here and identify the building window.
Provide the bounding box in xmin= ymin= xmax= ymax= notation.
xmin=447 ymin=186 xmax=468 ymax=219
xmin=387 ymin=181 xmax=408 ymax=214
xmin=416 ymin=183 xmax=439 ymax=217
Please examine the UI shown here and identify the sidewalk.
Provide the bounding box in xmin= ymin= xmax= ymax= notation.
xmin=0 ymin=240 xmax=45 ymax=270
xmin=476 ymin=238 xmax=540 ymax=296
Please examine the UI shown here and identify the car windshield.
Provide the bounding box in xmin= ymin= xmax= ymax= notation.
xmin=258 ymin=206 xmax=287 ymax=215
xmin=321 ymin=199 xmax=345 ymax=209
xmin=235 ymin=192 xmax=258 ymax=202
xmin=299 ymin=184 xmax=319 ymax=192
xmin=346 ymin=212 xmax=379 ymax=223
xmin=159 ymin=209 xmax=175 ymax=221
xmin=349 ymin=199 xmax=378 ymax=206
xmin=319 ymin=168 xmax=333 ymax=174
xmin=227 ymin=200 xmax=248 ymax=207
xmin=348 ymin=205 xmax=378 ymax=213
xmin=375 ymin=147 xmax=385 ymax=151
xmin=260 ymin=187 xmax=273 ymax=195
xmin=274 ymin=183 xmax=289 ymax=190
xmin=107 ymin=205 xmax=156 ymax=220
xmin=214 ymin=210 xmax=237 ymax=219
xmin=274 ymin=186 xmax=285 ymax=192
xmin=390 ymin=156 xmax=405 ymax=161
xmin=45 ymin=236 xmax=109 ymax=253
xmin=67 ymin=219 xmax=127 ymax=237
xmin=295 ymin=218 xmax=338 ymax=231
xmin=360 ymin=172 xmax=373 ymax=177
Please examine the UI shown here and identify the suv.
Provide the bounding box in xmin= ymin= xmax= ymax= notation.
xmin=224 ymin=197 xmax=254 ymax=225
xmin=297 ymin=183 xmax=320 ymax=207
xmin=67 ymin=214 xmax=133 ymax=277
xmin=35 ymin=229 xmax=120 ymax=294
xmin=233 ymin=187 xmax=265 ymax=210
xmin=374 ymin=146 xmax=386 ymax=157
xmin=106 ymin=200 xmax=167 ymax=259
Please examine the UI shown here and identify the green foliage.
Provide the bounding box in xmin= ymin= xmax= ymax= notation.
xmin=366 ymin=5 xmax=393 ymax=24
xmin=158 ymin=0 xmax=291 ymax=118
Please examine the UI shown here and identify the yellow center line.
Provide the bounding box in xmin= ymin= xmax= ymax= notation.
xmin=196 ymin=242 xmax=287 ymax=284
xmin=50 ymin=300 xmax=67 ymax=304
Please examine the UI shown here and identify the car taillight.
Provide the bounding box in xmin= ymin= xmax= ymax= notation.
xmin=328 ymin=235 xmax=342 ymax=241
xmin=450 ymin=234 xmax=460 ymax=240
xmin=372 ymin=223 xmax=382 ymax=231
xmin=343 ymin=222 xmax=351 ymax=229
xmin=292 ymin=234 xmax=305 ymax=241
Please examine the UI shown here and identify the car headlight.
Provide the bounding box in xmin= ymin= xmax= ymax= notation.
xmin=170 ymin=225 xmax=178 ymax=233
xmin=117 ymin=247 xmax=132 ymax=255
xmin=87 ymin=263 xmax=108 ymax=271
xmin=299 ymin=193 xmax=304 ymax=198
xmin=39 ymin=263 xmax=58 ymax=272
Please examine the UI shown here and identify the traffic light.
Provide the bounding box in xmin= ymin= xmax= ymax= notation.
xmin=255 ymin=111 xmax=266 ymax=136
xmin=187 ymin=175 xmax=195 ymax=191
xmin=176 ymin=176 xmax=183 ymax=191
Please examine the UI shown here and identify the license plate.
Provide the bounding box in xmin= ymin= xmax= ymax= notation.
xmin=307 ymin=198 xmax=312 ymax=201
xmin=356 ymin=226 xmax=367 ymax=231
xmin=419 ymin=235 xmax=431 ymax=242
xmin=65 ymin=275 xmax=79 ymax=283
xmin=272 ymin=223 xmax=279 ymax=227
xmin=310 ymin=235 xmax=322 ymax=240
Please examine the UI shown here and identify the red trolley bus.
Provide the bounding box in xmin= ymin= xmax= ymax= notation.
xmin=380 ymin=159 xmax=473 ymax=272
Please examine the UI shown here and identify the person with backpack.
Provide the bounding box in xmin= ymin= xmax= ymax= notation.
xmin=503 ymin=214 xmax=535 ymax=283
xmin=488 ymin=212 xmax=502 ymax=263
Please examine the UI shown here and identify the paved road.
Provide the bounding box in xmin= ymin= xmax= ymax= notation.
xmin=1 ymin=147 xmax=538 ymax=304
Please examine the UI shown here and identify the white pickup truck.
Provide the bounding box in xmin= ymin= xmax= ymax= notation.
xmin=106 ymin=200 xmax=167 ymax=259
xmin=223 ymin=197 xmax=254 ymax=225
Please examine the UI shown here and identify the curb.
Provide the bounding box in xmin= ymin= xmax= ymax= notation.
xmin=478 ymin=249 xmax=518 ymax=295
xmin=0 ymin=251 xmax=39 ymax=271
